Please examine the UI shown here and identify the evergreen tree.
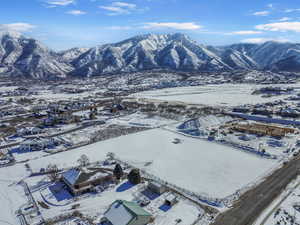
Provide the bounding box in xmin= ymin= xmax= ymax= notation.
xmin=113 ymin=164 xmax=124 ymax=180
xmin=127 ymin=168 xmax=141 ymax=184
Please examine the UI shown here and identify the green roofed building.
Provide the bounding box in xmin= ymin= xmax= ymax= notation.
xmin=103 ymin=200 xmax=152 ymax=225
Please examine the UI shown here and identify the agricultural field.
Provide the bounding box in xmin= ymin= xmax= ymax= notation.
xmin=28 ymin=128 xmax=279 ymax=200
xmin=133 ymin=83 xmax=300 ymax=107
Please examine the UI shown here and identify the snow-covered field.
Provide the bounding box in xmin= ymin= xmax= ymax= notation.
xmin=133 ymin=84 xmax=295 ymax=107
xmin=29 ymin=128 xmax=278 ymax=199
xmin=0 ymin=164 xmax=29 ymax=225
xmin=0 ymin=86 xmax=19 ymax=92
xmin=108 ymin=112 xmax=176 ymax=128
xmin=36 ymin=91 xmax=94 ymax=101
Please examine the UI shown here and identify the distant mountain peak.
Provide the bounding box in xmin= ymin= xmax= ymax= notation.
xmin=0 ymin=33 xmax=300 ymax=79
xmin=0 ymin=30 xmax=23 ymax=39
xmin=0 ymin=32 xmax=72 ymax=78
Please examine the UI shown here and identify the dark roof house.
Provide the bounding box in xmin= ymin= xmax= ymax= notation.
xmin=62 ymin=168 xmax=113 ymax=195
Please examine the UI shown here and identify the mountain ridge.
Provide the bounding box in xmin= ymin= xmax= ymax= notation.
xmin=0 ymin=32 xmax=299 ymax=79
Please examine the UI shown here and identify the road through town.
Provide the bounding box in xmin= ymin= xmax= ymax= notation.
xmin=212 ymin=155 xmax=300 ymax=225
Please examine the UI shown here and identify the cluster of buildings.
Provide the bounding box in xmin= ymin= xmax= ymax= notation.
xmin=252 ymin=87 xmax=294 ymax=96
xmin=17 ymin=127 xmax=43 ymax=136
xmin=19 ymin=137 xmax=63 ymax=152
xmin=233 ymin=99 xmax=300 ymax=119
xmin=50 ymin=162 xmax=181 ymax=225
xmin=0 ymin=105 xmax=27 ymax=118
xmin=0 ymin=87 xmax=38 ymax=97
xmin=229 ymin=122 xmax=296 ymax=138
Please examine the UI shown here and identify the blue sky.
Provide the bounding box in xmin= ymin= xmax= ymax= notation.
xmin=1 ymin=0 xmax=300 ymax=50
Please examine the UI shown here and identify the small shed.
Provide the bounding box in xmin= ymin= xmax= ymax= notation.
xmin=148 ymin=181 xmax=166 ymax=195
xmin=164 ymin=193 xmax=178 ymax=206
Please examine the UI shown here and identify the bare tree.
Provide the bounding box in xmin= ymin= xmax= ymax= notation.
xmin=106 ymin=152 xmax=115 ymax=160
xmin=47 ymin=164 xmax=59 ymax=182
xmin=78 ymin=154 xmax=90 ymax=167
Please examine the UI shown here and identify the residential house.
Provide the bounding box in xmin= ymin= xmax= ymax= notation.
xmin=62 ymin=168 xmax=114 ymax=195
xmin=19 ymin=137 xmax=60 ymax=151
xmin=17 ymin=127 xmax=43 ymax=136
xmin=102 ymin=200 xmax=152 ymax=225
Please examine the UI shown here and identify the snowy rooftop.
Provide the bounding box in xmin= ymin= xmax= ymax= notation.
xmin=105 ymin=201 xmax=133 ymax=225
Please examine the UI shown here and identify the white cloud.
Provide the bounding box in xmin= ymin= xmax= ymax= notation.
xmin=66 ymin=10 xmax=86 ymax=15
xmin=253 ymin=11 xmax=270 ymax=16
xmin=267 ymin=4 xmax=274 ymax=9
xmin=278 ymin=17 xmax=291 ymax=22
xmin=104 ymin=22 xmax=202 ymax=30
xmin=0 ymin=23 xmax=36 ymax=32
xmin=256 ymin=21 xmax=300 ymax=32
xmin=105 ymin=26 xmax=133 ymax=30
xmin=46 ymin=0 xmax=75 ymax=6
xmin=112 ymin=2 xmax=136 ymax=9
xmin=99 ymin=6 xmax=130 ymax=15
xmin=142 ymin=22 xmax=202 ymax=30
xmin=99 ymin=1 xmax=139 ymax=15
xmin=228 ymin=30 xmax=263 ymax=35
xmin=241 ymin=37 xmax=290 ymax=44
xmin=285 ymin=8 xmax=300 ymax=13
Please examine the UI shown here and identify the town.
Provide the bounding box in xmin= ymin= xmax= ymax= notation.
xmin=3 ymin=0 xmax=300 ymax=223
xmin=1 ymin=72 xmax=300 ymax=225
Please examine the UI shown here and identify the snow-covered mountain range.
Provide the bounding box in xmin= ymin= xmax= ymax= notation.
xmin=0 ymin=32 xmax=72 ymax=79
xmin=1 ymin=32 xmax=300 ymax=79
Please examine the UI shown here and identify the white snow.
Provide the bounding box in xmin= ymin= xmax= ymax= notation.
xmin=29 ymin=128 xmax=278 ymax=199
xmin=0 ymin=86 xmax=19 ymax=92
xmin=0 ymin=164 xmax=29 ymax=225
xmin=108 ymin=112 xmax=176 ymax=128
xmin=133 ymin=83 xmax=295 ymax=107
xmin=154 ymin=200 xmax=201 ymax=225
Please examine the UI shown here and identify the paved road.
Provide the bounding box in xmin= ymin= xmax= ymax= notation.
xmin=212 ymin=156 xmax=300 ymax=225
xmin=258 ymin=181 xmax=300 ymax=225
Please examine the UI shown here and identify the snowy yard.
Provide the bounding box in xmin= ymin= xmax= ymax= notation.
xmin=0 ymin=164 xmax=30 ymax=225
xmin=27 ymin=177 xmax=202 ymax=225
xmin=29 ymin=128 xmax=278 ymax=199
xmin=133 ymin=84 xmax=295 ymax=107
